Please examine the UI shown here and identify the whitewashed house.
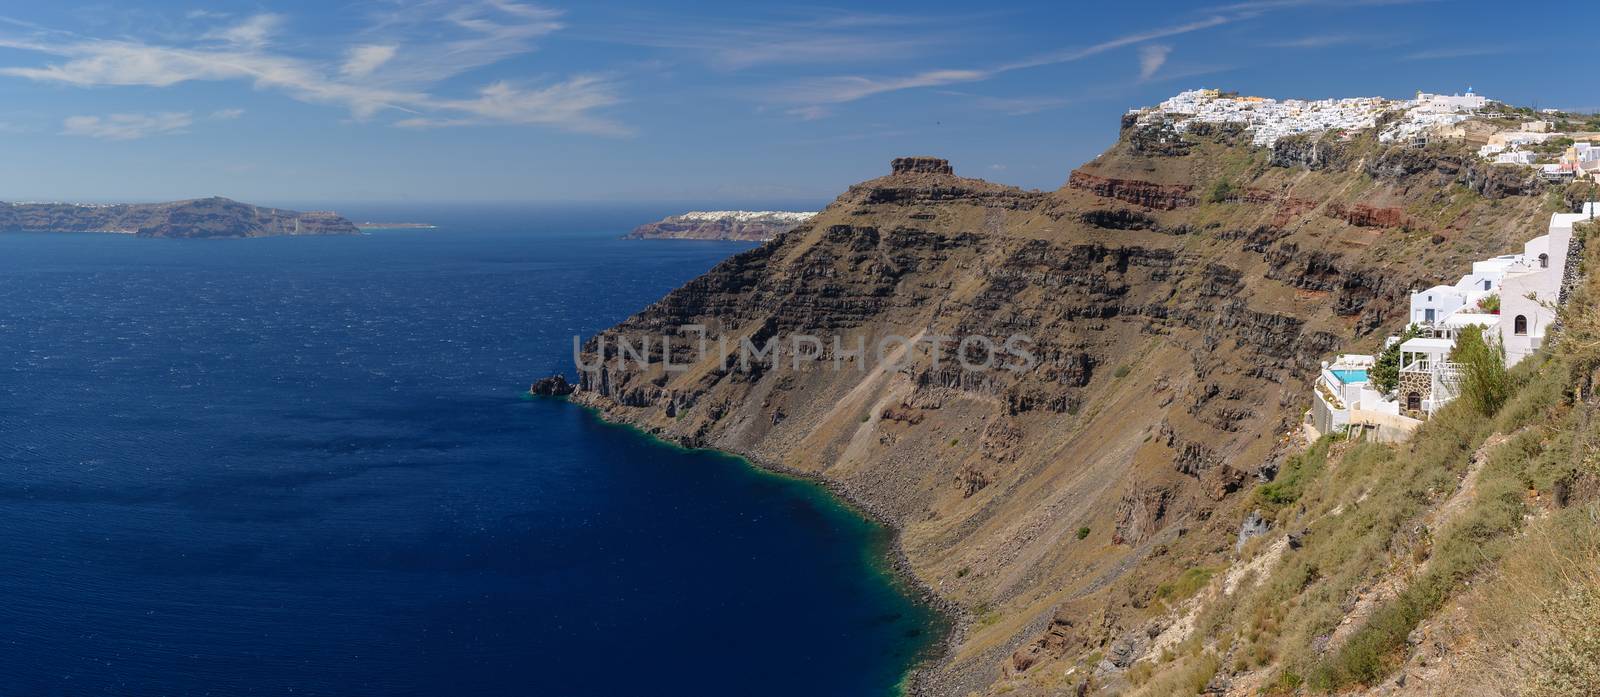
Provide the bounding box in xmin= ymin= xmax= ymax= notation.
xmin=1493 ymin=150 xmax=1538 ymax=165
xmin=1314 ymin=204 xmax=1595 ymax=426
xmin=1408 ymin=285 xmax=1470 ymax=326
xmin=1497 ymin=208 xmax=1591 ymax=365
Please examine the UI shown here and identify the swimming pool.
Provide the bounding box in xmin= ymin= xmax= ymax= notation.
xmin=1330 ymin=369 xmax=1369 ymax=384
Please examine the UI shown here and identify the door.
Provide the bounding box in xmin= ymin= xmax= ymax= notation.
xmin=1406 ymin=392 xmax=1422 ymax=412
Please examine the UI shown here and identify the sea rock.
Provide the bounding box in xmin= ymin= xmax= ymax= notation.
xmin=529 ymin=375 xmax=575 ymax=397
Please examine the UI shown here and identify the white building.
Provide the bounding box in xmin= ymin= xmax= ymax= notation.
xmin=1309 ymin=352 xmax=1421 ymax=443
xmin=1129 ymin=88 xmax=1493 ymax=148
xmin=1497 ymin=209 xmax=1590 ymax=366
xmin=1409 ymin=284 xmax=1470 ymax=326
xmin=1415 ymin=90 xmax=1489 ymax=112
xmin=1396 ymin=337 xmax=1463 ymax=414
xmin=1315 ymin=204 xmax=1595 ymax=423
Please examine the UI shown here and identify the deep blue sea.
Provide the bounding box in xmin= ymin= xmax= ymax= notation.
xmin=0 ymin=204 xmax=939 ymax=697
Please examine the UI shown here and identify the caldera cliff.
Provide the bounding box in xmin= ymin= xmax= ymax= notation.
xmin=568 ymin=124 xmax=1561 ymax=695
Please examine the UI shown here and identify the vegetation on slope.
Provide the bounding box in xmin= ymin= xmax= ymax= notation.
xmin=1126 ymin=221 xmax=1600 ymax=695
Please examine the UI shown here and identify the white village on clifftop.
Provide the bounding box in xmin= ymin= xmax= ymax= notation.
xmin=1128 ymin=87 xmax=1600 ymax=439
xmin=1130 ymin=88 xmax=1600 ymax=181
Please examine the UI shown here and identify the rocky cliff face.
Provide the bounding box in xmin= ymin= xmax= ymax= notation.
xmin=0 ymin=197 xmax=359 ymax=238
xmin=565 ymin=123 xmax=1550 ymax=695
xmin=625 ymin=211 xmax=816 ymax=241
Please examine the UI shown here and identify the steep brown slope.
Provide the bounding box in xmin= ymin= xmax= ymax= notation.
xmin=567 ymin=127 xmax=1551 ymax=694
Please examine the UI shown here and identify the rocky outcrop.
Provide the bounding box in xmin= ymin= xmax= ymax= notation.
xmin=1113 ymin=485 xmax=1176 ymax=545
xmin=1270 ymin=134 xmax=1349 ymax=171
xmin=529 ymin=375 xmax=575 ymax=396
xmin=1067 ymin=171 xmax=1196 ymax=210
xmin=1126 ymin=121 xmax=1194 ymax=157
xmin=1325 ymin=202 xmax=1412 ymax=229
xmin=1365 ymin=145 xmax=1545 ymax=199
xmin=893 ymin=157 xmax=956 ymax=176
xmin=0 ymin=197 xmax=359 ymax=238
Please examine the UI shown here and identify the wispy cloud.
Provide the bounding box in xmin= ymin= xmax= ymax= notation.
xmin=209 ymin=108 xmax=244 ymax=120
xmin=1138 ymin=44 xmax=1171 ymax=81
xmin=1263 ymin=33 xmax=1406 ymax=49
xmin=201 ymin=12 xmax=281 ymax=48
xmin=785 ymin=105 xmax=833 ymax=121
xmin=0 ymin=2 xmax=626 ymax=135
xmin=596 ymin=10 xmax=952 ymax=70
xmin=1203 ymin=0 xmax=1439 ymax=12
xmin=61 ymin=111 xmax=191 ymax=140
xmin=1402 ymin=45 xmax=1515 ymax=61
xmin=340 ymin=44 xmax=398 ymax=79
xmin=395 ymin=77 xmax=629 ymax=135
xmin=768 ymin=14 xmax=1234 ymax=105
xmin=964 ymin=94 xmax=1072 ymax=116
xmin=1265 ymin=33 xmax=1359 ymax=48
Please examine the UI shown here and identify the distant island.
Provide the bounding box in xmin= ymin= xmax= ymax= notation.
xmin=0 ymin=197 xmax=360 ymax=239
xmin=625 ymin=210 xmax=817 ymax=241
xmin=357 ymin=222 xmax=437 ymax=230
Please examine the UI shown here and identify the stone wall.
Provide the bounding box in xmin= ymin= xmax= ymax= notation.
xmin=1398 ymin=370 xmax=1432 ymax=412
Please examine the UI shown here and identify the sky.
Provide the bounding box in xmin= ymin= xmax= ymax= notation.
xmin=0 ymin=0 xmax=1594 ymax=204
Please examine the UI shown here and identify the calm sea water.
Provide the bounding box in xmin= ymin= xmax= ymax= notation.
xmin=0 ymin=204 xmax=939 ymax=696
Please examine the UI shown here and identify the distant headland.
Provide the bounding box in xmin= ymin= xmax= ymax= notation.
xmin=626 ymin=210 xmax=817 ymax=241
xmin=0 ymin=197 xmax=360 ymax=239
xmin=357 ymin=222 xmax=438 ymax=230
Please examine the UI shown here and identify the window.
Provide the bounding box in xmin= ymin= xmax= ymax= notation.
xmin=1515 ymin=315 xmax=1528 ymax=335
xmin=1539 ymin=253 xmax=1549 ymax=269
xmin=1483 ymin=280 xmax=1491 ymax=291
xmin=1425 ymin=308 xmax=1435 ymax=322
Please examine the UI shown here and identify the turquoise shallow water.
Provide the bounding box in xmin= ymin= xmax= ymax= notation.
xmin=0 ymin=203 xmax=941 ymax=696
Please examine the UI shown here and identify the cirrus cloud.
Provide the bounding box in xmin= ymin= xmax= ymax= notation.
xmin=61 ymin=111 xmax=192 ymax=140
xmin=0 ymin=2 xmax=627 ymax=136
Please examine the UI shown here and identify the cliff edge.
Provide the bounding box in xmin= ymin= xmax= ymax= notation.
xmin=567 ymin=116 xmax=1559 ymax=695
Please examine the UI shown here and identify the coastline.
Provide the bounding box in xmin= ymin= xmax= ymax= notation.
xmin=547 ymin=394 xmax=963 ymax=697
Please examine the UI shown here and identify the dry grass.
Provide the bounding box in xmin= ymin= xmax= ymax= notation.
xmin=1459 ymin=506 xmax=1600 ymax=696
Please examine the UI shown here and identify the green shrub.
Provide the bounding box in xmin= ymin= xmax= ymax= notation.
xmin=1256 ymin=436 xmax=1334 ymax=510
xmin=1157 ymin=567 xmax=1217 ymax=602
xmin=1370 ymin=324 xmax=1423 ymax=394
xmin=1451 ymin=324 xmax=1511 ymax=417
xmin=1076 ymin=526 xmax=1091 ymax=540
xmin=1205 ymin=178 xmax=1235 ymax=203
xmin=1477 ymin=293 xmax=1500 ymax=313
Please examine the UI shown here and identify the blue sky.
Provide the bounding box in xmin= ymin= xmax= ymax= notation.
xmin=0 ymin=0 xmax=1593 ymax=204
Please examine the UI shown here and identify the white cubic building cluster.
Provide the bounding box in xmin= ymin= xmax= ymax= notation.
xmin=1310 ymin=204 xmax=1597 ymax=440
xmin=1128 ymin=88 xmax=1490 ymax=148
